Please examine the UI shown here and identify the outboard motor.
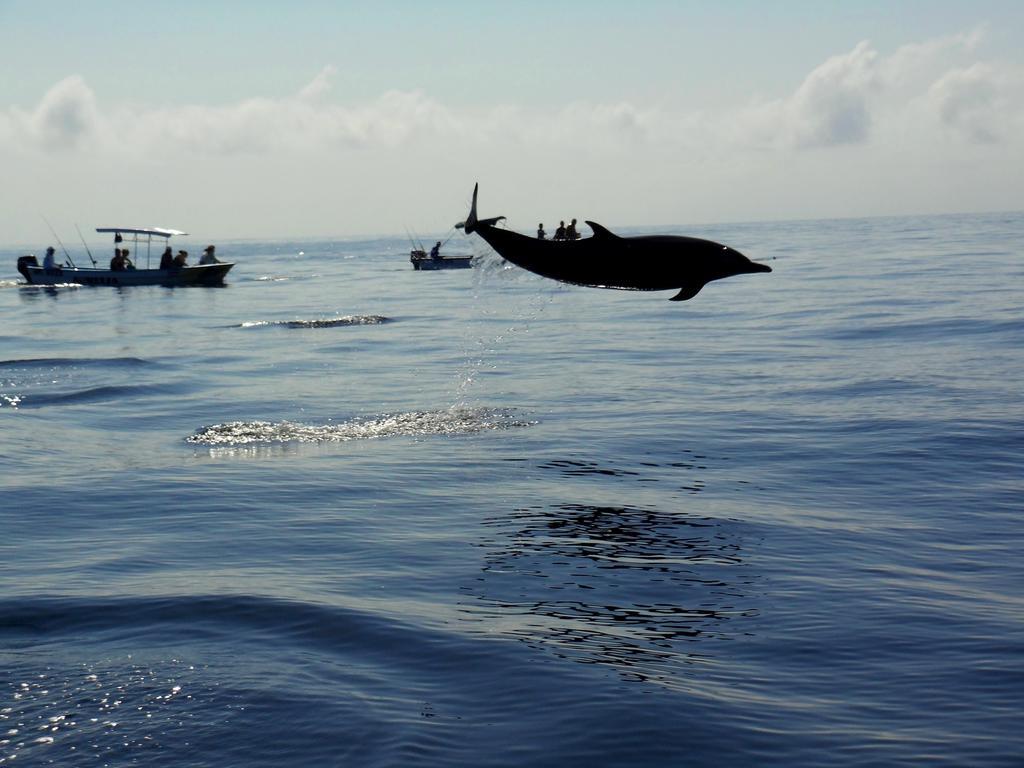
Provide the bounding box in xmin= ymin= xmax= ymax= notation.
xmin=17 ymin=255 xmax=39 ymax=282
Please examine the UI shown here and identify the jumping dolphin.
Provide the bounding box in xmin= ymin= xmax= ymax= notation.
xmin=459 ymin=184 xmax=771 ymax=301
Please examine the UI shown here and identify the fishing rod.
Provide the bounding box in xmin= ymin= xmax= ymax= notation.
xmin=439 ymin=227 xmax=459 ymax=249
xmin=404 ymin=226 xmax=425 ymax=252
xmin=74 ymin=223 xmax=97 ymax=266
xmin=41 ymin=216 xmax=76 ymax=268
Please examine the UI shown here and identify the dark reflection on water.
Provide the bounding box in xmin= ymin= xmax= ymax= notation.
xmin=461 ymin=503 xmax=758 ymax=686
xmin=517 ymin=448 xmax=718 ymax=494
xmin=536 ymin=459 xmax=642 ymax=478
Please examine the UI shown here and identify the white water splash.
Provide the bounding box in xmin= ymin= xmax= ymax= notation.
xmin=187 ymin=406 xmax=534 ymax=445
xmin=238 ymin=315 xmax=390 ymax=329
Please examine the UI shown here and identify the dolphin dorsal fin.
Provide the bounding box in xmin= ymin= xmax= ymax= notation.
xmin=585 ymin=221 xmax=619 ymax=240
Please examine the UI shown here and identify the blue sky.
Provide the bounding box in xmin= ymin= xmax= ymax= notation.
xmin=2 ymin=1 xmax=1023 ymax=242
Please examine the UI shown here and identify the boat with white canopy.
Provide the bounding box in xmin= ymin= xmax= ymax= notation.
xmin=17 ymin=227 xmax=234 ymax=286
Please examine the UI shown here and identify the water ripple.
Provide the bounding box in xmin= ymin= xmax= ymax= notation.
xmin=0 ymin=657 xmax=230 ymax=767
xmin=824 ymin=316 xmax=1024 ymax=342
xmin=4 ymin=384 xmax=171 ymax=409
xmin=0 ymin=356 xmax=155 ymax=370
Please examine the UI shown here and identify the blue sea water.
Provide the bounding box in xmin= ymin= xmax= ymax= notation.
xmin=1 ymin=212 xmax=1022 ymax=767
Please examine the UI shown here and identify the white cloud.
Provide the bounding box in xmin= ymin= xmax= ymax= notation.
xmin=789 ymin=40 xmax=880 ymax=147
xmin=2 ymin=32 xmax=1022 ymax=241
xmin=4 ymin=28 xmax=1020 ymax=162
xmin=297 ymin=65 xmax=337 ymax=101
xmin=730 ymin=41 xmax=880 ymax=150
xmin=9 ymin=75 xmax=100 ymax=151
xmin=725 ymin=29 xmax=1024 ymax=154
xmin=556 ymin=101 xmax=650 ymax=146
xmin=0 ymin=72 xmax=664 ymax=162
xmin=7 ymin=38 xmax=1016 ymax=162
xmin=928 ymin=63 xmax=1004 ymax=144
xmin=882 ymin=25 xmax=987 ymax=88
xmin=113 ymin=83 xmax=466 ymax=156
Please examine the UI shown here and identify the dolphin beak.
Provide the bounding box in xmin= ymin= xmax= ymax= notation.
xmin=728 ymin=246 xmax=772 ymax=274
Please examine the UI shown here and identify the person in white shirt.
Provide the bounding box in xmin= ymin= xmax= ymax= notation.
xmin=199 ymin=245 xmax=221 ymax=265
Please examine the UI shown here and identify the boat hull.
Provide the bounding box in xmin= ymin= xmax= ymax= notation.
xmin=412 ymin=258 xmax=473 ymax=270
xmin=410 ymin=254 xmax=473 ymax=270
xmin=20 ymin=262 xmax=234 ymax=286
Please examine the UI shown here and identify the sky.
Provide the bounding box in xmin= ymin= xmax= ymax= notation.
xmin=2 ymin=0 xmax=1023 ymax=244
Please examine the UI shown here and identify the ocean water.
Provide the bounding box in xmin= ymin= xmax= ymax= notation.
xmin=1 ymin=212 xmax=1022 ymax=767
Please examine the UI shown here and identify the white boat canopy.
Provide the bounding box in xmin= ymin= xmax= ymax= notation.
xmin=96 ymin=227 xmax=188 ymax=238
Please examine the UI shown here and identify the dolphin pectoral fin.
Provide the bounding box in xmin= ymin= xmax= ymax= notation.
xmin=585 ymin=221 xmax=619 ymax=240
xmin=670 ymin=282 xmax=704 ymax=301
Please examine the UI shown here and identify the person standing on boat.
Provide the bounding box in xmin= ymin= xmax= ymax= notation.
xmin=430 ymin=241 xmax=441 ymax=260
xmin=159 ymin=246 xmax=174 ymax=269
xmin=199 ymin=245 xmax=220 ymax=264
xmin=566 ymin=219 xmax=579 ymax=240
xmin=42 ymin=246 xmax=58 ymax=270
xmin=554 ymin=221 xmax=566 ymax=241
xmin=537 ymin=223 xmax=546 ymax=240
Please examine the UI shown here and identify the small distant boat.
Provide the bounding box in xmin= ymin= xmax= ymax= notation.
xmin=17 ymin=227 xmax=234 ymax=287
xmin=409 ymin=248 xmax=474 ymax=270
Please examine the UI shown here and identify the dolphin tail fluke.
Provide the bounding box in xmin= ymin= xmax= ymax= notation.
xmin=459 ymin=183 xmax=504 ymax=234
xmin=461 ymin=183 xmax=480 ymax=233
xmin=670 ymin=282 xmax=704 ymax=301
